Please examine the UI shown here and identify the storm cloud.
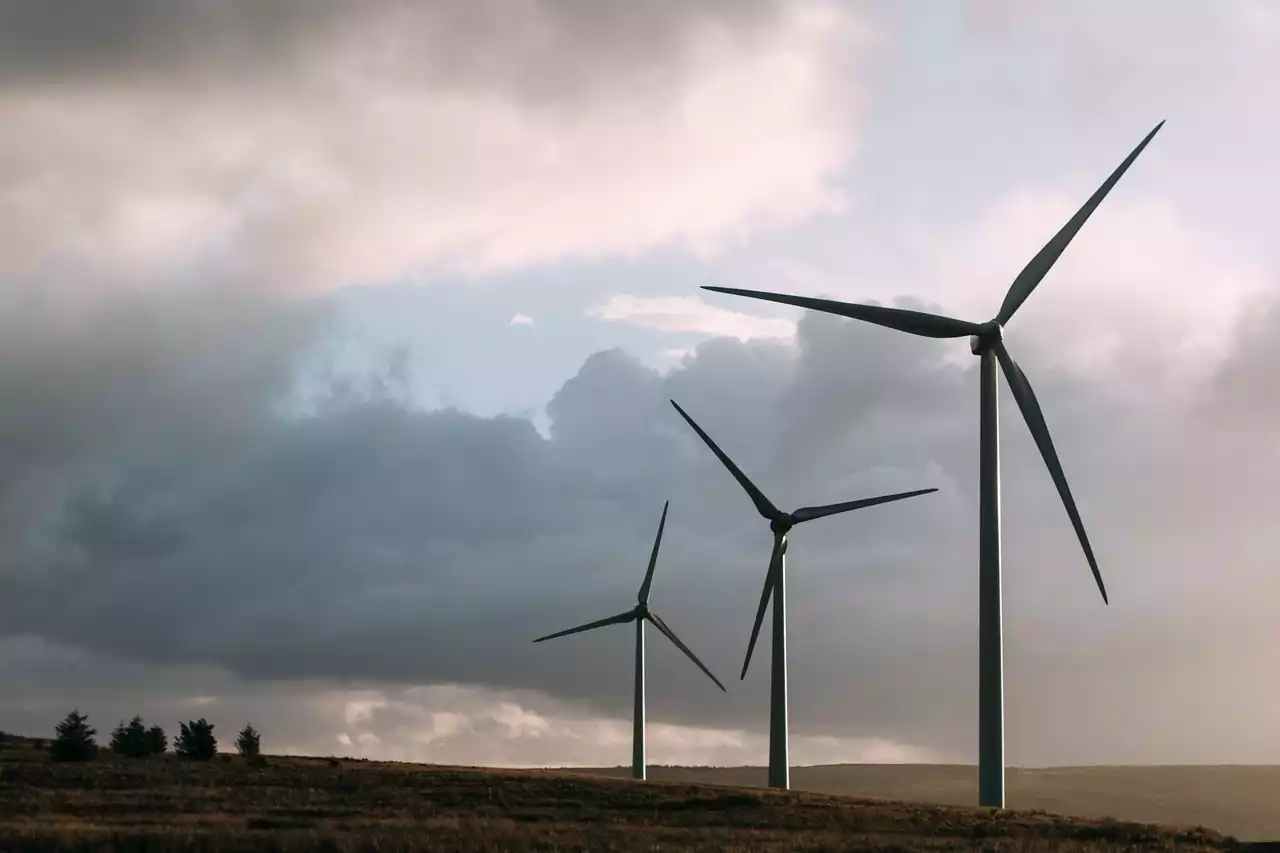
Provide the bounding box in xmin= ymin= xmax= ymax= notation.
xmin=2 ymin=282 xmax=1278 ymax=765
xmin=0 ymin=0 xmax=784 ymax=92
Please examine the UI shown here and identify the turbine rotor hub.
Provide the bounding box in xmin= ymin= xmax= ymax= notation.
xmin=770 ymin=514 xmax=794 ymax=534
xmin=635 ymin=603 xmax=649 ymax=618
xmin=969 ymin=320 xmax=1004 ymax=355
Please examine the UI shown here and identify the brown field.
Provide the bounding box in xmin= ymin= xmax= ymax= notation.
xmin=1 ymin=736 xmax=1276 ymax=853
xmin=570 ymin=764 xmax=1280 ymax=842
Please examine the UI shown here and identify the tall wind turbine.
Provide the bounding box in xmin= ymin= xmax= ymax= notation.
xmin=532 ymin=501 xmax=725 ymax=781
xmin=699 ymin=121 xmax=1164 ymax=808
xmin=670 ymin=399 xmax=936 ymax=790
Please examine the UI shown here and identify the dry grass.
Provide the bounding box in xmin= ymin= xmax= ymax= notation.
xmin=568 ymin=764 xmax=1280 ymax=842
xmin=0 ymin=735 xmax=1269 ymax=853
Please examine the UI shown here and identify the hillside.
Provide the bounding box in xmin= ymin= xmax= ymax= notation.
xmin=570 ymin=763 xmax=1280 ymax=841
xmin=0 ymin=736 xmax=1272 ymax=853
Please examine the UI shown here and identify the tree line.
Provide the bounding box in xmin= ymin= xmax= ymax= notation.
xmin=49 ymin=709 xmax=262 ymax=763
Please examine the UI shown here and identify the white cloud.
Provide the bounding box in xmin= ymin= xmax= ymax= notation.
xmin=318 ymin=685 xmax=938 ymax=768
xmin=490 ymin=701 xmax=553 ymax=739
xmin=588 ymin=294 xmax=797 ymax=340
xmin=343 ymin=696 xmax=388 ymax=726
xmin=787 ymin=734 xmax=939 ymax=766
xmin=429 ymin=711 xmax=468 ymax=739
xmin=0 ymin=0 xmax=872 ymax=293
xmin=771 ymin=181 xmax=1269 ymax=394
xmin=507 ymin=313 xmax=535 ymax=327
xmin=907 ymin=189 xmax=1268 ymax=390
xmin=1241 ymin=0 xmax=1280 ymax=36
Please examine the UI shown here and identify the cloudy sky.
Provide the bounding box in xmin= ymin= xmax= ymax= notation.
xmin=1 ymin=0 xmax=1278 ymax=769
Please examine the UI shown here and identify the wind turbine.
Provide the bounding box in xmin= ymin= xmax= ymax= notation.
xmin=670 ymin=399 xmax=936 ymax=790
xmin=532 ymin=500 xmax=725 ymax=781
xmin=699 ymin=121 xmax=1164 ymax=808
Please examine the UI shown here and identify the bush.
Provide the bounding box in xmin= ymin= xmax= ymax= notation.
xmin=146 ymin=724 xmax=168 ymax=755
xmin=110 ymin=716 xmax=154 ymax=759
xmin=235 ymin=723 xmax=261 ymax=758
xmin=174 ymin=718 xmax=217 ymax=761
xmin=50 ymin=709 xmax=98 ymax=762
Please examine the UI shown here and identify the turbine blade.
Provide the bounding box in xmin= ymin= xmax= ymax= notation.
xmin=993 ymin=341 xmax=1108 ymax=604
xmin=532 ymin=609 xmax=636 ymax=643
xmin=647 ymin=611 xmax=727 ymax=692
xmin=670 ymin=399 xmax=780 ymax=521
xmin=996 ymin=121 xmax=1164 ymax=325
xmin=792 ymin=487 xmax=939 ymax=524
xmin=637 ymin=500 xmax=669 ymax=604
xmin=702 ymin=287 xmax=981 ymax=339
xmin=741 ymin=535 xmax=784 ymax=680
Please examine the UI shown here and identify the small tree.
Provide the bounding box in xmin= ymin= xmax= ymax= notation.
xmin=235 ymin=723 xmax=261 ymax=758
xmin=110 ymin=716 xmax=152 ymax=758
xmin=145 ymin=724 xmax=168 ymax=756
xmin=50 ymin=709 xmax=98 ymax=762
xmin=174 ymin=718 xmax=217 ymax=760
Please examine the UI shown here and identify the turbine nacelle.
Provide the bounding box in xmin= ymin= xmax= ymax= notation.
xmin=970 ymin=321 xmax=1004 ymax=356
xmin=769 ymin=515 xmax=795 ymax=535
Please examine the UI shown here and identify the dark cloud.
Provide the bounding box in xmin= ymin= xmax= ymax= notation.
xmin=0 ymin=0 xmax=784 ymax=102
xmin=0 ymin=279 xmax=322 ymax=592
xmin=2 ymin=278 xmax=1278 ymax=765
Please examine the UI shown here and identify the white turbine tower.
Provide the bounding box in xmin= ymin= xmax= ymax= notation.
xmin=670 ymin=399 xmax=937 ymax=790
xmin=532 ymin=501 xmax=725 ymax=781
xmin=699 ymin=121 xmax=1164 ymax=808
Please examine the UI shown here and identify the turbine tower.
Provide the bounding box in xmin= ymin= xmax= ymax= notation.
xmin=670 ymin=399 xmax=936 ymax=790
xmin=699 ymin=121 xmax=1164 ymax=808
xmin=532 ymin=500 xmax=725 ymax=781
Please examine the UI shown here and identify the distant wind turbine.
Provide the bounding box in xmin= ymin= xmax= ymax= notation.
xmin=532 ymin=501 xmax=725 ymax=781
xmin=699 ymin=121 xmax=1164 ymax=808
xmin=670 ymin=399 xmax=936 ymax=791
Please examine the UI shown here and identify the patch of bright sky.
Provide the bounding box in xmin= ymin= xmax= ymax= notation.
xmin=312 ymin=251 xmax=728 ymax=435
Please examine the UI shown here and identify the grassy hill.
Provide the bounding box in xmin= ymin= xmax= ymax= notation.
xmin=1 ymin=734 xmax=1274 ymax=853
xmin=570 ymin=763 xmax=1280 ymax=841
